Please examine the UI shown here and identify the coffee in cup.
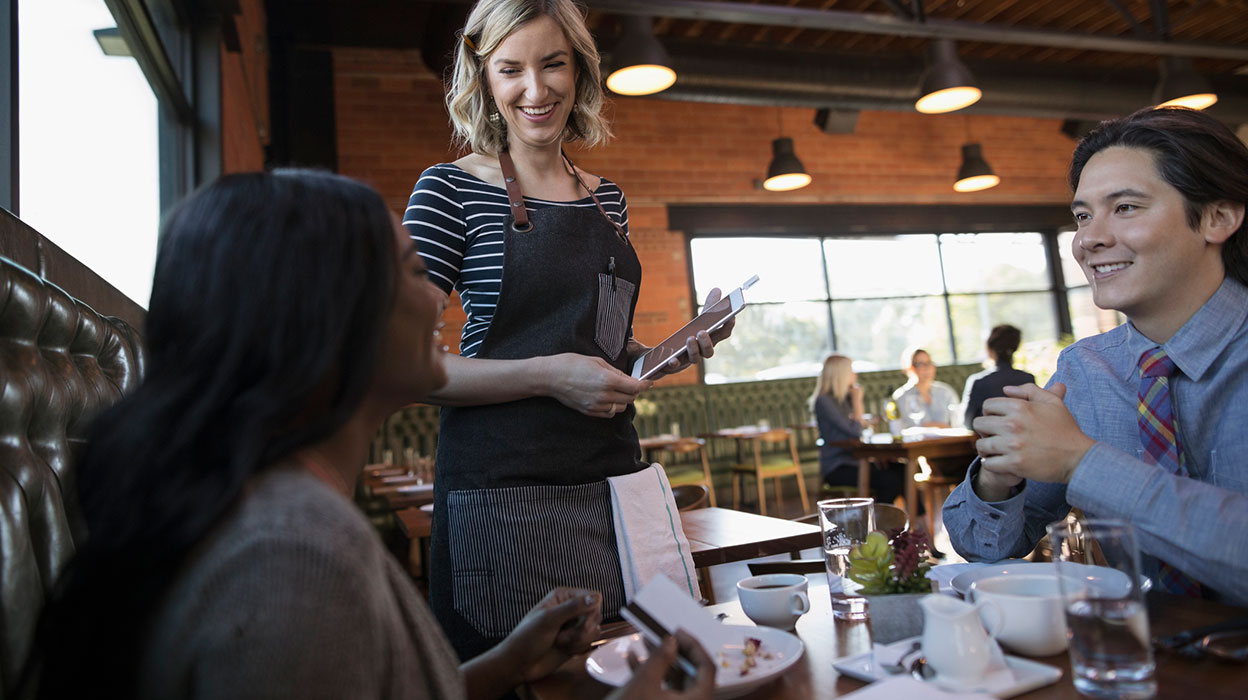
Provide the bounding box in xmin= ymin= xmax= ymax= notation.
xmin=969 ymin=574 xmax=1073 ymax=657
xmin=736 ymin=574 xmax=810 ymax=630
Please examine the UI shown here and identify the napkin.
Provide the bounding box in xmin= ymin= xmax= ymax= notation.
xmin=607 ymin=463 xmax=701 ymax=600
xmin=839 ymin=677 xmax=995 ymax=700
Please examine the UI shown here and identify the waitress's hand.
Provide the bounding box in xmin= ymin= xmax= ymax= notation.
xmin=545 ymin=353 xmax=650 ymax=418
xmin=661 ymin=288 xmax=735 ymax=377
xmin=492 ymin=588 xmax=603 ymax=684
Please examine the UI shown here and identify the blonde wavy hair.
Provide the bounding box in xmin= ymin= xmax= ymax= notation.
xmin=811 ymin=354 xmax=855 ymax=408
xmin=447 ymin=0 xmax=612 ymax=156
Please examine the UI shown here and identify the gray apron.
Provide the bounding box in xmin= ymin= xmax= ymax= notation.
xmin=429 ymin=151 xmax=646 ymax=659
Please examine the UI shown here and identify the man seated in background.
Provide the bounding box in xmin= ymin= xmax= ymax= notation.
xmin=942 ymin=107 xmax=1248 ymax=604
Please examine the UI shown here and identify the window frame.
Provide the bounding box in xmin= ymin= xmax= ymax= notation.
xmin=676 ymin=204 xmax=1077 ymax=382
xmin=2 ymin=0 xmax=229 ymax=219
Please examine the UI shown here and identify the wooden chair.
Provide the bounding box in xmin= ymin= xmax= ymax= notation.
xmin=672 ymin=483 xmax=710 ymax=512
xmin=656 ymin=438 xmax=717 ymax=507
xmin=731 ymin=428 xmax=810 ymax=516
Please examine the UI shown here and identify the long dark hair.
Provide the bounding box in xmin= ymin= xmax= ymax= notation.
xmin=28 ymin=170 xmax=399 ymax=696
xmin=1069 ymin=107 xmax=1248 ymax=286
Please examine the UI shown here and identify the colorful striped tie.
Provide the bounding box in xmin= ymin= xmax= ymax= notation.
xmin=1137 ymin=347 xmax=1202 ymax=597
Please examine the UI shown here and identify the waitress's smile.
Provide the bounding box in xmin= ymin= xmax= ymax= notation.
xmin=487 ymin=15 xmax=577 ymax=151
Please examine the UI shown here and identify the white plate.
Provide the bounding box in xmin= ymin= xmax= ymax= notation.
xmin=832 ymin=637 xmax=1062 ymax=699
xmin=586 ymin=625 xmax=804 ymax=699
xmin=950 ymin=561 xmax=1141 ymax=598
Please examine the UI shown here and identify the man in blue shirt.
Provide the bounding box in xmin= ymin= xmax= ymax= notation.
xmin=943 ymin=107 xmax=1248 ymax=605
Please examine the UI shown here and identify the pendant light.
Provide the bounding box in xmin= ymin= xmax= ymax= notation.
xmin=915 ymin=39 xmax=981 ymax=114
xmin=954 ymin=143 xmax=999 ymax=193
xmin=1154 ymin=57 xmax=1218 ymax=110
xmin=762 ymin=110 xmax=811 ymax=192
xmin=606 ymin=16 xmax=676 ymax=97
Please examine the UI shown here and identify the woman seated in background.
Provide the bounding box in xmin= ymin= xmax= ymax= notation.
xmin=960 ymin=324 xmax=1035 ymax=428
xmin=812 ymin=355 xmax=904 ymax=508
xmin=27 ymin=171 xmax=712 ymax=699
xmin=891 ymin=348 xmax=959 ymax=428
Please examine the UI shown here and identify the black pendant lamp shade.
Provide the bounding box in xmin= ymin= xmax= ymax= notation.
xmin=954 ymin=143 xmax=999 ymax=193
xmin=1154 ymin=57 xmax=1218 ymax=110
xmin=763 ymin=137 xmax=812 ymax=192
xmin=606 ymin=16 xmax=677 ymax=96
xmin=915 ymin=39 xmax=981 ymax=114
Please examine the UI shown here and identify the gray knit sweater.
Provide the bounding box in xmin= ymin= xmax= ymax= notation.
xmin=138 ymin=467 xmax=465 ymax=699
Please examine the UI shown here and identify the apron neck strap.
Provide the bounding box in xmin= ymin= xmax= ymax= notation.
xmin=496 ymin=149 xmax=629 ymax=244
xmin=497 ymin=150 xmax=531 ymax=232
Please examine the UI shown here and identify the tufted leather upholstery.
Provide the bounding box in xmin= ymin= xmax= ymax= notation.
xmin=1 ymin=256 xmax=144 ymax=696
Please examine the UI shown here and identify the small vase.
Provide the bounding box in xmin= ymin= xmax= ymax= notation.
xmin=866 ymin=593 xmax=929 ymax=644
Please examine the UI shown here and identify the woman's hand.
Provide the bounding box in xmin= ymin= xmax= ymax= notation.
xmin=609 ymin=631 xmax=716 ymax=700
xmin=543 ymin=354 xmax=651 ymax=418
xmin=487 ymin=588 xmax=604 ymax=686
xmin=649 ymin=288 xmax=737 ymax=378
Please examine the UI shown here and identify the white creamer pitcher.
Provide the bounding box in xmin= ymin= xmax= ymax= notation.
xmin=919 ymin=594 xmax=1001 ymax=684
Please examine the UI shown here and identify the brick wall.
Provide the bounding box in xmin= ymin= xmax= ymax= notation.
xmin=222 ymin=0 xmax=269 ymax=174
xmin=332 ymin=48 xmax=1077 ymax=386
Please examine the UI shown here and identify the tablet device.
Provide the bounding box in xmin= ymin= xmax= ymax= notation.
xmin=631 ymin=275 xmax=758 ymax=381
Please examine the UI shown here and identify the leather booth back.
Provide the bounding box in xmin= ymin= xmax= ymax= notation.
xmin=1 ymin=256 xmax=144 ymax=696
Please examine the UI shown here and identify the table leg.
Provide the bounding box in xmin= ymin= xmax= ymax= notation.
xmin=857 ymin=457 xmax=870 ymax=497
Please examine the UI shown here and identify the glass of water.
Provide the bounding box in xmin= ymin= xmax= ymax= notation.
xmin=1047 ymin=518 xmax=1155 ymax=699
xmin=817 ymin=498 xmax=875 ymax=597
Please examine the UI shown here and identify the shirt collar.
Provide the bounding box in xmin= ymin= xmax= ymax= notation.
xmin=1123 ymin=277 xmax=1248 ymax=382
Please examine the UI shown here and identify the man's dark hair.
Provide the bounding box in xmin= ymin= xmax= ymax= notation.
xmin=1069 ymin=107 xmax=1248 ymax=286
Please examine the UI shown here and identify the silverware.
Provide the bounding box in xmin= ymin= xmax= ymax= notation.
xmin=878 ymin=641 xmax=922 ymax=674
xmin=1153 ymin=616 xmax=1248 ymax=652
xmin=909 ymin=655 xmax=935 ymax=681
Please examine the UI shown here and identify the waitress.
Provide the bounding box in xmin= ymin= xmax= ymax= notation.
xmin=404 ymin=0 xmax=731 ymax=659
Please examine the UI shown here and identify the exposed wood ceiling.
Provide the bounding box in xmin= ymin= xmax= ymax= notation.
xmin=264 ymin=0 xmax=1248 ymax=121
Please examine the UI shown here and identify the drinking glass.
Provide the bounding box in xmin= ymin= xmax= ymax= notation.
xmin=818 ymin=498 xmax=875 ymax=596
xmin=902 ymin=394 xmax=925 ymax=427
xmin=1047 ymin=519 xmax=1156 ymax=699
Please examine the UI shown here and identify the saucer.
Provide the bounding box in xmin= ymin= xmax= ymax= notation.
xmin=586 ymin=625 xmax=803 ymax=699
xmin=949 ymin=561 xmax=1142 ymax=597
xmin=832 ymin=636 xmax=1062 ymax=699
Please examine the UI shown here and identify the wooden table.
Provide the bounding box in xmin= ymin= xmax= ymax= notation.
xmin=680 ymin=507 xmax=821 ymax=569
xmin=841 ymin=433 xmax=978 ymax=534
xmin=529 ymin=583 xmax=1248 ymax=699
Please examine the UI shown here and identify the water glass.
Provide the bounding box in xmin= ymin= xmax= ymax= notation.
xmin=817 ymin=498 xmax=875 ymax=596
xmin=1047 ymin=519 xmax=1156 ymax=699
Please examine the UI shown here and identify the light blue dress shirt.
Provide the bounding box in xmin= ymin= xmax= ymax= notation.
xmin=943 ymin=277 xmax=1248 ymax=605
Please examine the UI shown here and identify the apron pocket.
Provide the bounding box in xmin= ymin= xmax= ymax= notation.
xmin=446 ymin=481 xmax=625 ymax=639
xmin=595 ymin=273 xmax=635 ymax=360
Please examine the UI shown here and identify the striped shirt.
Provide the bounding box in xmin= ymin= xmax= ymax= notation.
xmin=403 ymin=163 xmax=630 ymax=358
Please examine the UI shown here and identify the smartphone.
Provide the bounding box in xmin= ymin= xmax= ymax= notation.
xmin=631 ymin=275 xmax=758 ymax=381
xmin=619 ymin=601 xmax=700 ymax=680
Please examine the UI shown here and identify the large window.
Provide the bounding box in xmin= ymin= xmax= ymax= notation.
xmin=19 ymin=0 xmax=160 ymax=306
xmin=691 ymin=232 xmax=1061 ymax=383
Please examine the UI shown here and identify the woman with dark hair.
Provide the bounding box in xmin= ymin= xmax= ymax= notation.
xmin=960 ymin=324 xmax=1035 ymax=428
xmin=27 ymin=171 xmax=713 ymax=699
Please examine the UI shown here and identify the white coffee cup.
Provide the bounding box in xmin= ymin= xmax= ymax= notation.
xmin=736 ymin=574 xmax=811 ymax=630
xmin=968 ymin=574 xmax=1072 ymax=656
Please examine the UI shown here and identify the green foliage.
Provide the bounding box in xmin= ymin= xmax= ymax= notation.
xmin=847 ymin=529 xmax=934 ymax=595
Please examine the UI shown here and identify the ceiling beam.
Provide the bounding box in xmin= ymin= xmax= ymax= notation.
xmin=1101 ymin=0 xmax=1151 ymax=40
xmin=582 ymin=0 xmax=1248 ymax=62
